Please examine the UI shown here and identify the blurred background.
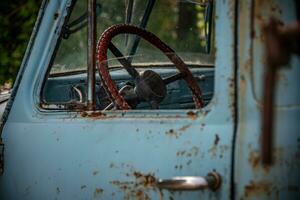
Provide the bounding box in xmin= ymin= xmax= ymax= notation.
xmin=0 ymin=0 xmax=210 ymax=90
xmin=0 ymin=0 xmax=41 ymax=89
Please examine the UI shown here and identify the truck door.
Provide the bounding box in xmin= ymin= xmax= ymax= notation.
xmin=0 ymin=0 xmax=237 ymax=199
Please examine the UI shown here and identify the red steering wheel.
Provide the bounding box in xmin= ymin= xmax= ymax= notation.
xmin=96 ymin=24 xmax=204 ymax=110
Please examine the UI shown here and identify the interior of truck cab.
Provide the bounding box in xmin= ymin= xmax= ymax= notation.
xmin=41 ymin=0 xmax=214 ymax=110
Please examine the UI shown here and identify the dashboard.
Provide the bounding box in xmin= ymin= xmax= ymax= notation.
xmin=42 ymin=67 xmax=214 ymax=110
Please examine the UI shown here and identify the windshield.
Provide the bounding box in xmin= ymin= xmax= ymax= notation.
xmin=50 ymin=0 xmax=213 ymax=74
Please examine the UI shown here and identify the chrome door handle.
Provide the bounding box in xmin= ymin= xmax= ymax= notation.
xmin=156 ymin=172 xmax=221 ymax=191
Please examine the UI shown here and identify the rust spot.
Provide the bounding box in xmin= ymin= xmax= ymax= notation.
xmin=81 ymin=185 xmax=87 ymax=190
xmin=249 ymin=151 xmax=260 ymax=169
xmin=110 ymin=180 xmax=135 ymax=187
xmin=176 ymin=151 xmax=181 ymax=156
xmin=209 ymin=144 xmax=229 ymax=158
xmin=208 ymin=137 xmax=228 ymax=157
xmin=56 ymin=187 xmax=60 ymax=194
xmin=165 ymin=129 xmax=178 ymax=138
xmin=133 ymin=171 xmax=143 ymax=178
xmin=93 ymin=171 xmax=99 ymax=176
xmin=135 ymin=190 xmax=150 ymax=200
xmin=214 ymin=134 xmax=220 ymax=145
xmin=186 ymin=111 xmax=197 ymax=120
xmin=244 ymin=180 xmax=277 ymax=198
xmin=166 ymin=125 xmax=191 ymax=138
xmin=94 ymin=187 xmax=104 ymax=197
xmin=133 ymin=172 xmax=156 ymax=187
xmin=81 ymin=111 xmax=107 ymax=119
xmin=176 ymin=147 xmax=198 ymax=158
xmin=81 ymin=112 xmax=87 ymax=117
xmin=179 ymin=125 xmax=191 ymax=132
xmin=110 ymin=171 xmax=160 ymax=200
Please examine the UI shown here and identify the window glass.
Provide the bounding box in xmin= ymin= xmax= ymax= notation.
xmin=43 ymin=0 xmax=214 ymax=110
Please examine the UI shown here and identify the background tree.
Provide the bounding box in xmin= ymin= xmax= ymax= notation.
xmin=0 ymin=0 xmax=41 ymax=86
xmin=0 ymin=0 xmax=211 ymax=85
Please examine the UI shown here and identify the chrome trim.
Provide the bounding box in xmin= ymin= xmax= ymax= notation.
xmin=157 ymin=172 xmax=221 ymax=191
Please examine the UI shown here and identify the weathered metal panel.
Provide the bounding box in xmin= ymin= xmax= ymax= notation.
xmin=235 ymin=0 xmax=300 ymax=199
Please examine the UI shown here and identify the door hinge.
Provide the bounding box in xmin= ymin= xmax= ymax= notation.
xmin=262 ymin=18 xmax=300 ymax=165
xmin=0 ymin=139 xmax=4 ymax=175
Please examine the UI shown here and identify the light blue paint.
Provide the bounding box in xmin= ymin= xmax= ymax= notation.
xmin=0 ymin=0 xmax=299 ymax=199
xmin=235 ymin=0 xmax=300 ymax=199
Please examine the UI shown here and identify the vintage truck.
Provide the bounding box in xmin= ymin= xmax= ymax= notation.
xmin=0 ymin=0 xmax=299 ymax=199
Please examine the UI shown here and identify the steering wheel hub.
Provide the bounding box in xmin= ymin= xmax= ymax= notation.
xmin=134 ymin=70 xmax=167 ymax=107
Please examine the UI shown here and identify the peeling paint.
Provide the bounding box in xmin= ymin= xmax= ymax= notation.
xmin=244 ymin=180 xmax=278 ymax=199
xmin=186 ymin=111 xmax=197 ymax=119
xmin=94 ymin=187 xmax=104 ymax=198
xmin=214 ymin=134 xmax=220 ymax=145
xmin=165 ymin=125 xmax=191 ymax=138
xmin=110 ymin=171 xmax=163 ymax=200
xmin=81 ymin=111 xmax=107 ymax=119
xmin=176 ymin=146 xmax=199 ymax=158
xmin=249 ymin=151 xmax=260 ymax=169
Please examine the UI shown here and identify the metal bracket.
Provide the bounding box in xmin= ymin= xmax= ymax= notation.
xmin=262 ymin=18 xmax=300 ymax=165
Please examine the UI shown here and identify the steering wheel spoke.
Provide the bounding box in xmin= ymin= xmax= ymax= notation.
xmin=108 ymin=42 xmax=140 ymax=80
xmin=163 ymin=72 xmax=186 ymax=85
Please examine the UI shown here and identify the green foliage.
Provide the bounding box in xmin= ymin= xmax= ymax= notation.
xmin=0 ymin=0 xmax=212 ymax=77
xmin=52 ymin=0 xmax=211 ymax=73
xmin=0 ymin=0 xmax=40 ymax=85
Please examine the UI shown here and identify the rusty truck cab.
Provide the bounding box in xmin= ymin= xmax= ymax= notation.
xmin=0 ymin=0 xmax=299 ymax=199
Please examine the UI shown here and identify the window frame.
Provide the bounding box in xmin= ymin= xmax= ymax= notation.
xmin=38 ymin=0 xmax=217 ymax=114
